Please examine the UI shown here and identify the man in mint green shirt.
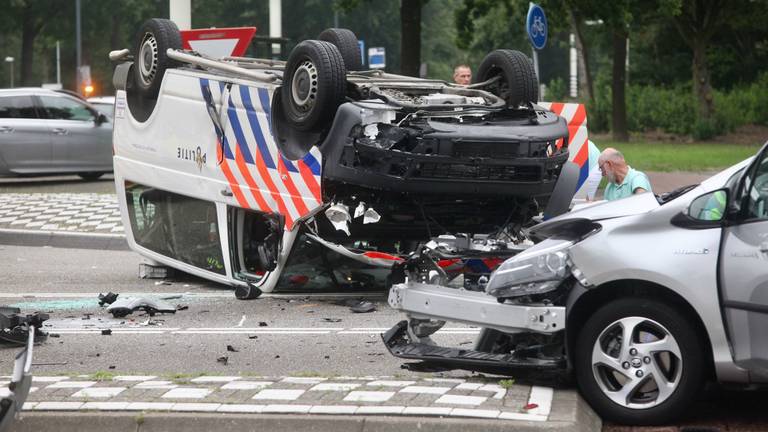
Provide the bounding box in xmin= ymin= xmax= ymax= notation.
xmin=599 ymin=148 xmax=653 ymax=201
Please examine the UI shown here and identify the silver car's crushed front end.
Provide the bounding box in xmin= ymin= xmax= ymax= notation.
xmin=382 ymin=237 xmax=580 ymax=372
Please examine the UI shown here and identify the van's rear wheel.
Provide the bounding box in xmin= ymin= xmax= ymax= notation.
xmin=280 ymin=40 xmax=346 ymax=132
xmin=318 ymin=28 xmax=362 ymax=71
xmin=133 ymin=18 xmax=182 ymax=99
xmin=475 ymin=49 xmax=538 ymax=107
xmin=575 ymin=297 xmax=704 ymax=425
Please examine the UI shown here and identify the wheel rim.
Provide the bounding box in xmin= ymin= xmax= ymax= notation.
xmin=591 ymin=316 xmax=683 ymax=410
xmin=138 ymin=33 xmax=159 ymax=86
xmin=291 ymin=60 xmax=318 ymax=112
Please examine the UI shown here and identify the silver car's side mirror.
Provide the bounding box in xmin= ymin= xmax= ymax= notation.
xmin=95 ymin=113 xmax=109 ymax=125
xmin=688 ymin=189 xmax=729 ymax=222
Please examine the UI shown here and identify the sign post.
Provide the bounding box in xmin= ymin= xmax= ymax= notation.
xmin=368 ymin=47 xmax=386 ymax=70
xmin=526 ymin=2 xmax=547 ymax=81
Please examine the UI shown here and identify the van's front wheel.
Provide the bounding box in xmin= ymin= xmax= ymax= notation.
xmin=575 ymin=297 xmax=704 ymax=425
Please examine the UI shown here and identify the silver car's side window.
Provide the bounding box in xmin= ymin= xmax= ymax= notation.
xmin=38 ymin=96 xmax=94 ymax=121
xmin=0 ymin=96 xmax=38 ymax=119
xmin=745 ymin=154 xmax=768 ymax=220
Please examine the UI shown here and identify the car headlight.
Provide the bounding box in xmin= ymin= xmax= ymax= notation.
xmin=485 ymin=238 xmax=573 ymax=298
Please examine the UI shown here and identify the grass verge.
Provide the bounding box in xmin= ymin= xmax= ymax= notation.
xmin=592 ymin=140 xmax=761 ymax=172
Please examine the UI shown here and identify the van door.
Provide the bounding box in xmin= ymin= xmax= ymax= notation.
xmin=720 ymin=143 xmax=768 ymax=381
xmin=0 ymin=95 xmax=50 ymax=173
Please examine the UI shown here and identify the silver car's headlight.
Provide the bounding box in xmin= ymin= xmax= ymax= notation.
xmin=485 ymin=238 xmax=573 ymax=298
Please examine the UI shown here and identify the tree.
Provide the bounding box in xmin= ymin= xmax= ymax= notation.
xmin=400 ymin=0 xmax=424 ymax=76
xmin=665 ymin=0 xmax=727 ymax=122
xmin=8 ymin=0 xmax=65 ymax=86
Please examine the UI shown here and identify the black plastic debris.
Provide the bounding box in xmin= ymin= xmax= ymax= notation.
xmin=323 ymin=318 xmax=342 ymax=323
xmin=350 ymin=301 xmax=376 ymax=313
xmin=235 ymin=282 xmax=263 ymax=300
xmin=227 ymin=345 xmax=238 ymax=352
xmin=0 ymin=308 xmax=49 ymax=346
xmin=217 ymin=356 xmax=228 ymax=365
xmin=258 ymin=322 xmax=268 ymax=327
xmin=101 ymin=329 xmax=112 ymax=336
xmin=176 ymin=305 xmax=189 ymax=311
xmin=106 ymin=297 xmax=177 ymax=318
xmin=98 ymin=292 xmax=119 ymax=307
xmin=248 ymin=335 xmax=258 ymax=339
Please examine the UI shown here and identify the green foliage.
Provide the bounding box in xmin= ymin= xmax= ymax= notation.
xmin=546 ymin=77 xmax=567 ymax=101
xmin=588 ymin=72 xmax=768 ymax=138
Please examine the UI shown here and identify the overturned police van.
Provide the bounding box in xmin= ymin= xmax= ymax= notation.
xmin=110 ymin=19 xmax=589 ymax=297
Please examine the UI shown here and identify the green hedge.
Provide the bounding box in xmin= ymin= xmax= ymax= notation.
xmin=585 ymin=72 xmax=768 ymax=139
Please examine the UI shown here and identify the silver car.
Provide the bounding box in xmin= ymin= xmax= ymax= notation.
xmin=0 ymin=88 xmax=112 ymax=180
xmin=385 ymin=142 xmax=768 ymax=424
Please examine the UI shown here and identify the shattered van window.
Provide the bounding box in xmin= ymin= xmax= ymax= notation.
xmin=275 ymin=230 xmax=390 ymax=293
xmin=125 ymin=183 xmax=226 ymax=275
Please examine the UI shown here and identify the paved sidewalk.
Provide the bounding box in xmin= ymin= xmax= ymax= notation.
xmin=5 ymin=374 xmax=600 ymax=432
xmin=0 ymin=193 xmax=122 ymax=234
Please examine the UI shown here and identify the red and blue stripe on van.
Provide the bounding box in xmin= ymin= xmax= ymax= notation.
xmin=199 ymin=78 xmax=322 ymax=230
xmin=537 ymin=102 xmax=590 ymax=191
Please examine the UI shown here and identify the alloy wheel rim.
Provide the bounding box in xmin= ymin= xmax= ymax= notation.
xmin=591 ymin=316 xmax=683 ymax=410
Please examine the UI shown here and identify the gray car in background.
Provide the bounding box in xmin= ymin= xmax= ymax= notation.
xmin=0 ymin=88 xmax=112 ymax=180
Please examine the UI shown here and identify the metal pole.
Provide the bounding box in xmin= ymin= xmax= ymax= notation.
xmin=334 ymin=11 xmax=339 ymax=28
xmin=76 ymin=0 xmax=81 ymax=92
xmin=269 ymin=0 xmax=282 ymax=58
xmin=169 ymin=0 xmax=192 ymax=30
xmin=56 ymin=41 xmax=61 ymax=85
xmin=532 ymin=49 xmax=539 ymax=82
xmin=9 ymin=62 xmax=13 ymax=88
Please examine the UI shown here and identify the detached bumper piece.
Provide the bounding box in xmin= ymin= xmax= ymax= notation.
xmin=382 ymin=320 xmax=564 ymax=371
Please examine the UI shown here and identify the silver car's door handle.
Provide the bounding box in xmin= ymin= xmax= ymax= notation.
xmin=0 ymin=126 xmax=13 ymax=133
xmin=52 ymin=128 xmax=68 ymax=135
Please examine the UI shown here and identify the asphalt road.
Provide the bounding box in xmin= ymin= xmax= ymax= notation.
xmin=0 ymin=245 xmax=481 ymax=378
xmin=0 ymin=174 xmax=115 ymax=194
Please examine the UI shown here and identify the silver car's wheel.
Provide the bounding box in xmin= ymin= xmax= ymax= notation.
xmin=591 ymin=316 xmax=682 ymax=409
xmin=575 ymin=297 xmax=704 ymax=425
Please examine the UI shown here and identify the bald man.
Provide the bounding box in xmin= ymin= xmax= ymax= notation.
xmin=453 ymin=64 xmax=472 ymax=85
xmin=598 ymin=148 xmax=652 ymax=200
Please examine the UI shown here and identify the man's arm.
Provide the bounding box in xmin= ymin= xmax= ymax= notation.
xmin=633 ymin=187 xmax=647 ymax=194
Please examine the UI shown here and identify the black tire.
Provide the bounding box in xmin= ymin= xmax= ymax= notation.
xmin=318 ymin=28 xmax=362 ymax=71
xmin=574 ymin=297 xmax=704 ymax=425
xmin=133 ymin=18 xmax=182 ymax=99
xmin=78 ymin=172 xmax=104 ymax=181
xmin=474 ymin=49 xmax=538 ymax=107
xmin=280 ymin=40 xmax=346 ymax=132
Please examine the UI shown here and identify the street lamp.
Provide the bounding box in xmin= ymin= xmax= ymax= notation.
xmin=4 ymin=57 xmax=13 ymax=88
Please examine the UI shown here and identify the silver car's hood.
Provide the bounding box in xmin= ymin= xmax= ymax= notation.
xmin=530 ymin=192 xmax=659 ymax=238
xmin=558 ymin=192 xmax=658 ymax=222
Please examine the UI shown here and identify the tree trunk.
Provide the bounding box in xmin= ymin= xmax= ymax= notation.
xmin=611 ymin=29 xmax=628 ymax=142
xmin=110 ymin=11 xmax=122 ymax=50
xmin=20 ymin=14 xmax=36 ymax=86
xmin=692 ymin=40 xmax=715 ymax=121
xmin=400 ymin=0 xmax=422 ymax=77
xmin=567 ymin=5 xmax=594 ymax=104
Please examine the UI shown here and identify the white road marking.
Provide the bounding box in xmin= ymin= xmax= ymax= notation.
xmin=43 ymin=326 xmax=481 ymax=336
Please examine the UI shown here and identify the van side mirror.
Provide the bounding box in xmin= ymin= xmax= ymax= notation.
xmin=671 ymin=188 xmax=729 ymax=229
xmin=95 ymin=113 xmax=109 ymax=125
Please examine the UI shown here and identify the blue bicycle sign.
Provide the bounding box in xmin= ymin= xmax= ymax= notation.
xmin=526 ymin=3 xmax=547 ymax=50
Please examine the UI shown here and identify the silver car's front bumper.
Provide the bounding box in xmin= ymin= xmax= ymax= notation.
xmin=388 ymin=282 xmax=565 ymax=334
